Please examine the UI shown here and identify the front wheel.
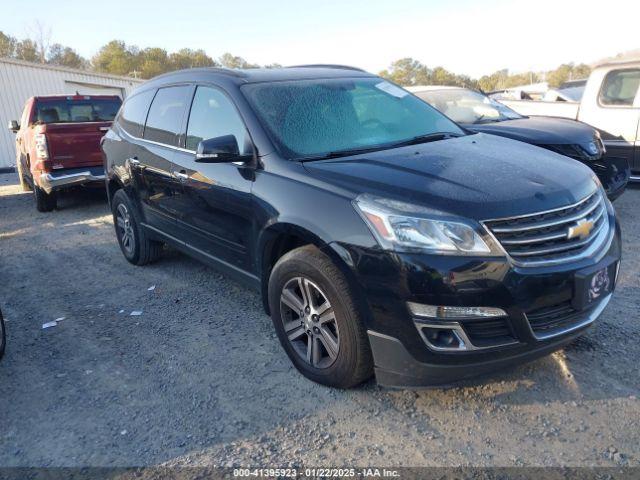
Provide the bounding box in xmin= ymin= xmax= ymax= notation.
xmin=268 ymin=245 xmax=373 ymax=388
xmin=16 ymin=159 xmax=32 ymax=192
xmin=111 ymin=189 xmax=163 ymax=265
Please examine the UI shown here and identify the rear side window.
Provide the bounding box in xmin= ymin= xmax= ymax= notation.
xmin=144 ymin=86 xmax=192 ymax=146
xmin=119 ymin=90 xmax=155 ymax=137
xmin=185 ymin=86 xmax=249 ymax=152
xmin=599 ymin=69 xmax=640 ymax=106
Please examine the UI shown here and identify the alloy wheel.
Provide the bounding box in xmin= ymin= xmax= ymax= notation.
xmin=280 ymin=277 xmax=340 ymax=369
xmin=116 ymin=203 xmax=135 ymax=256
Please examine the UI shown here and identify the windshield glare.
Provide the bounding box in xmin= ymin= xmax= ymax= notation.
xmin=416 ymin=89 xmax=523 ymax=124
xmin=242 ymin=78 xmax=464 ymax=159
xmin=34 ymin=98 xmax=122 ymax=124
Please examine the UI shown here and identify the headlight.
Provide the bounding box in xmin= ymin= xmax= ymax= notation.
xmin=353 ymin=194 xmax=502 ymax=255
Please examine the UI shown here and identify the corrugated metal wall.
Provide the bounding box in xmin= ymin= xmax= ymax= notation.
xmin=0 ymin=58 xmax=143 ymax=170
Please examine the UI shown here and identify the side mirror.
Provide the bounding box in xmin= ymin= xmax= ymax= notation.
xmin=195 ymin=135 xmax=242 ymax=163
xmin=7 ymin=120 xmax=19 ymax=133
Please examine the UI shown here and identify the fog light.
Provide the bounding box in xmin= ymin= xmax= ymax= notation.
xmin=408 ymin=302 xmax=506 ymax=319
xmin=422 ymin=327 xmax=463 ymax=349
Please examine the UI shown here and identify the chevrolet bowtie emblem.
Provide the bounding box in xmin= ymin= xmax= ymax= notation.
xmin=567 ymin=218 xmax=594 ymax=240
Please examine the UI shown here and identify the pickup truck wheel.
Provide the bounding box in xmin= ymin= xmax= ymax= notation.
xmin=112 ymin=189 xmax=163 ymax=266
xmin=34 ymin=185 xmax=57 ymax=212
xmin=16 ymin=160 xmax=32 ymax=192
xmin=268 ymin=245 xmax=373 ymax=388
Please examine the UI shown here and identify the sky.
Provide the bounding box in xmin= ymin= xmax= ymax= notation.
xmin=2 ymin=0 xmax=639 ymax=78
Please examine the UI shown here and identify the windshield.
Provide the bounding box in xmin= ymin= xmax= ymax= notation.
xmin=556 ymin=86 xmax=585 ymax=102
xmin=34 ymin=98 xmax=122 ymax=124
xmin=242 ymin=78 xmax=464 ymax=159
xmin=415 ymin=89 xmax=523 ymax=124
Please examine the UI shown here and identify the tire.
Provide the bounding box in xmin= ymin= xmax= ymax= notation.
xmin=268 ymin=245 xmax=373 ymax=388
xmin=34 ymin=185 xmax=57 ymax=212
xmin=111 ymin=189 xmax=163 ymax=266
xmin=16 ymin=159 xmax=32 ymax=192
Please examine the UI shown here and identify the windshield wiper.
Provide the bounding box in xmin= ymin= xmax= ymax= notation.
xmin=298 ymin=132 xmax=464 ymax=162
xmin=299 ymin=146 xmax=388 ymax=162
xmin=389 ymin=132 xmax=464 ymax=148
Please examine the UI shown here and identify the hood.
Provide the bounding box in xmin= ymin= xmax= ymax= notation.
xmin=303 ymin=133 xmax=598 ymax=220
xmin=464 ymin=116 xmax=596 ymax=147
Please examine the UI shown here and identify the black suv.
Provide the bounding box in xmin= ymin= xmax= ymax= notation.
xmin=102 ymin=66 xmax=621 ymax=388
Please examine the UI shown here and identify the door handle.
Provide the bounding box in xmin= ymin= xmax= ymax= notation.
xmin=173 ymin=170 xmax=189 ymax=181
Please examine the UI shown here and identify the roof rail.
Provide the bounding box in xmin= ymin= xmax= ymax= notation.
xmin=287 ymin=64 xmax=367 ymax=72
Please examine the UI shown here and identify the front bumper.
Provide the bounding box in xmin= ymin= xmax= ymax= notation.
xmin=336 ymin=219 xmax=622 ymax=388
xmin=38 ymin=166 xmax=105 ymax=194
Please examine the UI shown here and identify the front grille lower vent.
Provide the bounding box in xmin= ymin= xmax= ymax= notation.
xmin=461 ymin=318 xmax=516 ymax=348
xmin=526 ymin=300 xmax=596 ymax=339
xmin=484 ymin=190 xmax=608 ymax=266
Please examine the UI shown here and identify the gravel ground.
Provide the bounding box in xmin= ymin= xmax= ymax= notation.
xmin=0 ymin=172 xmax=639 ymax=469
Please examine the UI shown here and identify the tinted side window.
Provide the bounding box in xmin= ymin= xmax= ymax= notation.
xmin=144 ymin=86 xmax=192 ymax=146
xmin=186 ymin=86 xmax=249 ymax=153
xmin=119 ymin=89 xmax=155 ymax=137
xmin=599 ymin=69 xmax=640 ymax=107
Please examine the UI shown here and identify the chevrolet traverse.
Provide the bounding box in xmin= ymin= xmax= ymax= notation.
xmin=102 ymin=66 xmax=620 ymax=388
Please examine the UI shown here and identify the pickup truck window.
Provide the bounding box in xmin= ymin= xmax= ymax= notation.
xmin=34 ymin=98 xmax=122 ymax=124
xmin=599 ymin=69 xmax=640 ymax=107
xmin=144 ymin=86 xmax=192 ymax=146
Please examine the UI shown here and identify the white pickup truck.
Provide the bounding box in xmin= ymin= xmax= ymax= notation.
xmin=501 ymin=61 xmax=640 ymax=180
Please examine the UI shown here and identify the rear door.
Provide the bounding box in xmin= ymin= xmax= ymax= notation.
xmin=133 ymin=85 xmax=193 ymax=235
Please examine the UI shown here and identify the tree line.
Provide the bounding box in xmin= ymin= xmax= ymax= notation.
xmin=1 ymin=29 xmax=590 ymax=88
xmin=378 ymin=57 xmax=592 ymax=91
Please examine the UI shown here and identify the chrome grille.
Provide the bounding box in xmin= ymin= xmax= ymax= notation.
xmin=483 ymin=190 xmax=609 ymax=266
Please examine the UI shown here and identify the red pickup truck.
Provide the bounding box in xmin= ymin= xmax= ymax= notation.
xmin=8 ymin=94 xmax=122 ymax=211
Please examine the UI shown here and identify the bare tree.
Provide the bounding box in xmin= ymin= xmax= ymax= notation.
xmin=26 ymin=20 xmax=51 ymax=63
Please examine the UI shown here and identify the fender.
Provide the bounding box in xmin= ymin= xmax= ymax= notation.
xmin=256 ymin=222 xmax=374 ymax=327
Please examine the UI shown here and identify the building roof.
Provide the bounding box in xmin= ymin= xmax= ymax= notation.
xmin=0 ymin=57 xmax=144 ymax=83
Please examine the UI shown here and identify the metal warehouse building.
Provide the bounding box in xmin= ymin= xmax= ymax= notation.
xmin=0 ymin=58 xmax=142 ymax=171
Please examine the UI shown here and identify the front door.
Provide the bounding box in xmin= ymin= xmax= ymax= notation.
xmin=172 ymin=85 xmax=255 ymax=273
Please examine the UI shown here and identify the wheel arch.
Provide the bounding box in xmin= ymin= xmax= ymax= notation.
xmin=257 ymin=223 xmax=371 ymax=324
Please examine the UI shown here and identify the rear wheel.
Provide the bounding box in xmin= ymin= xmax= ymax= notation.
xmin=112 ymin=189 xmax=163 ymax=265
xmin=268 ymin=245 xmax=373 ymax=388
xmin=34 ymin=185 xmax=56 ymax=212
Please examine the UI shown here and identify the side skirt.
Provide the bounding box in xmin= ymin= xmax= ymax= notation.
xmin=141 ymin=222 xmax=261 ymax=292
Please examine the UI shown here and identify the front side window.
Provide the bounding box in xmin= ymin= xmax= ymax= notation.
xmin=119 ymin=89 xmax=155 ymax=137
xmin=242 ymin=77 xmax=464 ymax=159
xmin=33 ymin=98 xmax=122 ymax=125
xmin=186 ymin=86 xmax=250 ymax=153
xmin=416 ymin=89 xmax=523 ymax=124
xmin=599 ymin=69 xmax=640 ymax=107
xmin=144 ymin=86 xmax=192 ymax=146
